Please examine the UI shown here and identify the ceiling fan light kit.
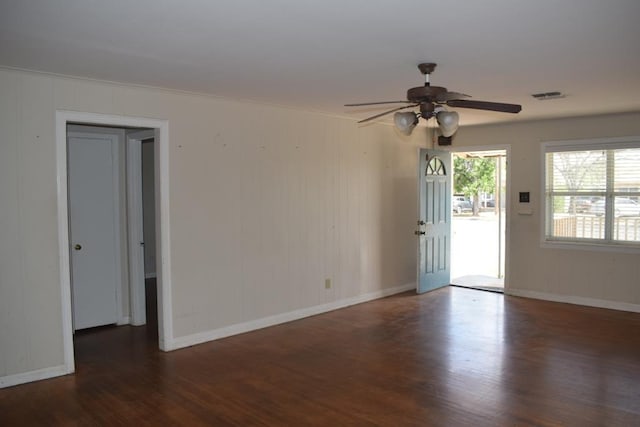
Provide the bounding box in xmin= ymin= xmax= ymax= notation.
xmin=393 ymin=111 xmax=419 ymax=135
xmin=345 ymin=63 xmax=522 ymax=139
xmin=435 ymin=109 xmax=459 ymax=137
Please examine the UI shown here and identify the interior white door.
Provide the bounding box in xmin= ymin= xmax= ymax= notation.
xmin=417 ymin=148 xmax=452 ymax=293
xmin=68 ymin=132 xmax=120 ymax=330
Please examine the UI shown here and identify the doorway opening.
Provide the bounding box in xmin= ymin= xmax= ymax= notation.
xmin=56 ymin=111 xmax=172 ymax=376
xmin=67 ymin=125 xmax=158 ymax=343
xmin=450 ymin=148 xmax=507 ymax=293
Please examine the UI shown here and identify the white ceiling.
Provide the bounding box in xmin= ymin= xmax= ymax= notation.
xmin=1 ymin=0 xmax=640 ymax=126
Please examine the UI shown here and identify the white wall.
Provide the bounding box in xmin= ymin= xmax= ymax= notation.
xmin=454 ymin=114 xmax=640 ymax=309
xmin=0 ymin=68 xmax=426 ymax=384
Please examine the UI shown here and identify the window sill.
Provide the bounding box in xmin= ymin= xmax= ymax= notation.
xmin=541 ymin=238 xmax=640 ymax=254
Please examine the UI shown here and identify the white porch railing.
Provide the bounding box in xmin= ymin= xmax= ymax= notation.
xmin=553 ymin=215 xmax=640 ymax=242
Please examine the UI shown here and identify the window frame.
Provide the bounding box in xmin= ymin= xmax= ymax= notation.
xmin=541 ymin=136 xmax=640 ymax=253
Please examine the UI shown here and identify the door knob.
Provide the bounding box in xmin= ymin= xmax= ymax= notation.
xmin=414 ymin=231 xmax=426 ymax=235
xmin=74 ymin=244 xmax=82 ymax=250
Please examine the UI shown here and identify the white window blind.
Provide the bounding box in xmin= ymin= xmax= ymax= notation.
xmin=544 ymin=138 xmax=640 ymax=246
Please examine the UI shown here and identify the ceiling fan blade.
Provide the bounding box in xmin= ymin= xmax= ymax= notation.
xmin=357 ymin=104 xmax=419 ymax=123
xmin=345 ymin=101 xmax=414 ymax=107
xmin=446 ymin=99 xmax=522 ymax=113
xmin=435 ymin=92 xmax=470 ymax=102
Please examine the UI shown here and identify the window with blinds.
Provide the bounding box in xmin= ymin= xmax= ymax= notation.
xmin=543 ymin=137 xmax=640 ymax=246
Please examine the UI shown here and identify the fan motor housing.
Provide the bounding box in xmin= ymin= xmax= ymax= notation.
xmin=407 ymin=86 xmax=447 ymax=102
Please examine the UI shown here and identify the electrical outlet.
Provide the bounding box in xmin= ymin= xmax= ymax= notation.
xmin=325 ymin=278 xmax=331 ymax=289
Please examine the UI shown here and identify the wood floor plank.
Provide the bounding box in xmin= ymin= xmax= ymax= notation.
xmin=1 ymin=286 xmax=639 ymax=426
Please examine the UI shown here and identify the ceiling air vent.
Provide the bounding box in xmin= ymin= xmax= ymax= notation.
xmin=531 ymin=91 xmax=566 ymax=100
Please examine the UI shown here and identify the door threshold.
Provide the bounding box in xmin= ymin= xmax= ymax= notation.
xmin=450 ymin=283 xmax=504 ymax=294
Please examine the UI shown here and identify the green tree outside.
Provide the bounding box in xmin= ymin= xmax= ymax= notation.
xmin=453 ymin=156 xmax=496 ymax=215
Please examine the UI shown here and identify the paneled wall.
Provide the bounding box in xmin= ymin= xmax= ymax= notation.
xmin=0 ymin=68 xmax=426 ymax=383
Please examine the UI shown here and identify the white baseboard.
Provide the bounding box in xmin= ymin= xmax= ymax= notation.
xmin=168 ymin=282 xmax=415 ymax=351
xmin=506 ymin=288 xmax=640 ymax=313
xmin=117 ymin=316 xmax=131 ymax=326
xmin=0 ymin=364 xmax=72 ymax=389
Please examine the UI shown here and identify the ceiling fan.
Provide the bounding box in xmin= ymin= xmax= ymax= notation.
xmin=344 ymin=63 xmax=522 ymax=137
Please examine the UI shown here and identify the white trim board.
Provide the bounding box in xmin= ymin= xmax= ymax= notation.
xmin=126 ymin=129 xmax=155 ymax=326
xmin=506 ymin=288 xmax=640 ymax=313
xmin=117 ymin=316 xmax=131 ymax=326
xmin=170 ymin=282 xmax=416 ymax=351
xmin=55 ymin=111 xmax=173 ymax=385
xmin=0 ymin=365 xmax=69 ymax=389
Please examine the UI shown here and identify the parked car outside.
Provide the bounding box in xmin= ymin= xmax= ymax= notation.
xmin=572 ymin=196 xmax=596 ymax=213
xmin=453 ymin=196 xmax=472 ymax=214
xmin=591 ymin=198 xmax=640 ymax=217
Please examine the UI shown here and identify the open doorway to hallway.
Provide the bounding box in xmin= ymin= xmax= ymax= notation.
xmin=451 ymin=149 xmax=507 ymax=292
xmin=67 ymin=123 xmax=159 ymax=352
xmin=56 ymin=111 xmax=171 ymax=380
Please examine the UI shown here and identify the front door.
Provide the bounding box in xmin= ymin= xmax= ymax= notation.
xmin=417 ymin=148 xmax=452 ymax=293
xmin=68 ymin=131 xmax=120 ymax=330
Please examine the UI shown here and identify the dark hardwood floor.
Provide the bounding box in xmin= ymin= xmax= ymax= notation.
xmin=1 ymin=285 xmax=639 ymax=426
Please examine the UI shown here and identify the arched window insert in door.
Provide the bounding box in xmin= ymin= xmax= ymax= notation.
xmin=426 ymin=156 xmax=447 ymax=176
